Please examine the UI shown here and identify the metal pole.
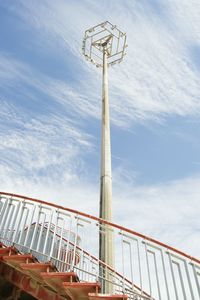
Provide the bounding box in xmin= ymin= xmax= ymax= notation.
xmin=99 ymin=46 xmax=114 ymax=294
xmin=83 ymin=22 xmax=127 ymax=294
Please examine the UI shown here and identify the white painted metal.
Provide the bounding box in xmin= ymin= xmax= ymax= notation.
xmin=82 ymin=21 xmax=127 ymax=68
xmin=0 ymin=193 xmax=200 ymax=300
xmin=99 ymin=44 xmax=114 ymax=294
xmin=82 ymin=22 xmax=127 ymax=294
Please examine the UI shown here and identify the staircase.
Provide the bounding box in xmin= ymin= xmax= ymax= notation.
xmin=0 ymin=192 xmax=200 ymax=300
xmin=0 ymin=242 xmax=128 ymax=300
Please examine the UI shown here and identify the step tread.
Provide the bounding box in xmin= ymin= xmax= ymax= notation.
xmin=62 ymin=281 xmax=101 ymax=300
xmin=88 ymin=294 xmax=128 ymax=300
xmin=41 ymin=271 xmax=79 ymax=282
xmin=63 ymin=281 xmax=100 ymax=288
xmin=1 ymin=253 xmax=34 ymax=264
xmin=20 ymin=262 xmax=56 ymax=272
xmin=0 ymin=247 xmax=18 ymax=256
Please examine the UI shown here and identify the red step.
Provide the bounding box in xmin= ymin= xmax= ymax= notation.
xmin=0 ymin=246 xmax=18 ymax=257
xmin=20 ymin=262 xmax=55 ymax=273
xmin=41 ymin=271 xmax=78 ymax=283
xmin=0 ymin=249 xmax=66 ymax=300
xmin=20 ymin=262 xmax=56 ymax=282
xmin=2 ymin=254 xmax=34 ymax=266
xmin=88 ymin=294 xmax=128 ymax=300
xmin=41 ymin=272 xmax=79 ymax=296
xmin=63 ymin=281 xmax=101 ymax=300
xmin=0 ymin=244 xmax=129 ymax=300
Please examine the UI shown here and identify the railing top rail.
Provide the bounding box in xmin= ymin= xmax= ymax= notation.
xmin=1 ymin=191 xmax=199 ymax=265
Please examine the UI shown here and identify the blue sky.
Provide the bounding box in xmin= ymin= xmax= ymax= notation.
xmin=0 ymin=0 xmax=200 ymax=257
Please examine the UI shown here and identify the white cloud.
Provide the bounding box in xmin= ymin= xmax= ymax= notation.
xmin=7 ymin=0 xmax=200 ymax=127
xmin=0 ymin=52 xmax=101 ymax=122
xmin=0 ymin=94 xmax=92 ymax=186
xmin=113 ymin=172 xmax=200 ymax=257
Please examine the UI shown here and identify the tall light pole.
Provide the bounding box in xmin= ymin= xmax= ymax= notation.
xmin=82 ymin=21 xmax=127 ymax=294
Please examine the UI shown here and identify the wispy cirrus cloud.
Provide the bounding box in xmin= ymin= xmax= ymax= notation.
xmin=0 ymin=52 xmax=93 ymax=185
xmin=0 ymin=52 xmax=101 ymax=123
xmin=6 ymin=0 xmax=200 ymax=127
xmin=0 ymin=102 xmax=91 ymax=181
xmin=113 ymin=171 xmax=200 ymax=257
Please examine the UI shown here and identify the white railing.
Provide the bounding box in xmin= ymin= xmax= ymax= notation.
xmin=0 ymin=192 xmax=199 ymax=300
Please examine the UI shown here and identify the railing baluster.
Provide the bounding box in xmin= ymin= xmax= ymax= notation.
xmin=150 ymin=250 xmax=161 ymax=300
xmin=120 ymin=231 xmax=125 ymax=293
xmin=29 ymin=204 xmax=42 ymax=251
xmin=0 ymin=197 xmax=8 ymax=222
xmin=192 ymin=263 xmax=200 ymax=298
xmin=36 ymin=211 xmax=46 ymax=253
xmin=48 ymin=209 xmax=59 ymax=261
xmin=168 ymin=252 xmax=179 ymax=300
xmin=70 ymin=217 xmax=81 ymax=271
xmin=136 ymin=239 xmax=143 ymax=297
xmin=24 ymin=204 xmax=36 ymax=248
xmin=43 ymin=209 xmax=53 ymax=255
xmin=128 ymin=240 xmax=134 ymax=292
xmin=175 ymin=261 xmax=187 ymax=300
xmin=184 ymin=261 xmax=195 ymax=300
xmin=0 ymin=197 xmax=4 ymax=214
xmin=9 ymin=200 xmax=21 ymax=244
xmin=144 ymin=242 xmax=152 ymax=296
xmin=0 ymin=197 xmax=12 ymax=235
xmin=56 ymin=216 xmax=65 ymax=269
xmin=160 ymin=248 xmax=170 ymax=300
xmin=64 ymin=215 xmax=72 ymax=270
xmin=12 ymin=200 xmax=24 ymax=244
xmin=17 ymin=206 xmax=29 ymax=247
xmin=2 ymin=203 xmax=14 ymax=242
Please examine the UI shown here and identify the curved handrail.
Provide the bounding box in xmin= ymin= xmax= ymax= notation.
xmin=1 ymin=191 xmax=199 ymax=265
xmin=0 ymin=192 xmax=199 ymax=300
xmin=0 ymin=192 xmax=151 ymax=299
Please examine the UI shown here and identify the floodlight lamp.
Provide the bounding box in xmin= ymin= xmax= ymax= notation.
xmin=82 ymin=21 xmax=127 ymax=68
xmin=111 ymin=25 xmax=116 ymax=30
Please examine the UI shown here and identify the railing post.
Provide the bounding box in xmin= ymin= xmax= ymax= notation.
xmin=99 ymin=46 xmax=115 ymax=294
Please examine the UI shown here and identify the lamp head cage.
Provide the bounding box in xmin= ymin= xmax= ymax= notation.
xmin=82 ymin=21 xmax=127 ymax=68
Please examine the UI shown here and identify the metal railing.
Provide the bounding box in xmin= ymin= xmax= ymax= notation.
xmin=0 ymin=192 xmax=199 ymax=300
